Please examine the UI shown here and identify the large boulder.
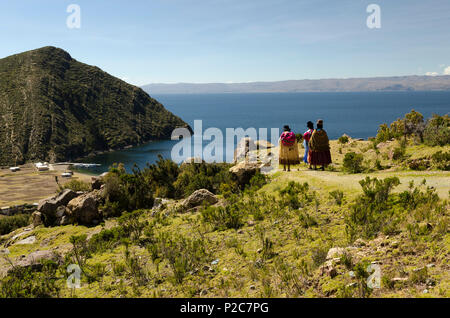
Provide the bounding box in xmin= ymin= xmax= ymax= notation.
xmin=37 ymin=189 xmax=79 ymax=217
xmin=66 ymin=190 xmax=103 ymax=225
xmin=10 ymin=250 xmax=62 ymax=273
xmin=182 ymin=189 xmax=218 ymax=209
xmin=229 ymin=162 xmax=261 ymax=188
xmin=234 ymin=138 xmax=256 ymax=162
xmin=91 ymin=176 xmax=103 ymax=190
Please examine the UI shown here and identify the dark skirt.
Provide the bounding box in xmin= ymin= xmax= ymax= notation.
xmin=309 ymin=150 xmax=332 ymax=166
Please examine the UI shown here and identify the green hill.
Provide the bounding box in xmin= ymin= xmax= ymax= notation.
xmin=0 ymin=47 xmax=190 ymax=166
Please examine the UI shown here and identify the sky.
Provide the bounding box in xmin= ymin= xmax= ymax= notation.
xmin=1 ymin=0 xmax=450 ymax=86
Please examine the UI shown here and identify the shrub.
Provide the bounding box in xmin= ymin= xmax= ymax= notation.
xmin=256 ymin=226 xmax=276 ymax=260
xmin=431 ymin=151 xmax=450 ymax=170
xmin=154 ymin=232 xmax=208 ymax=284
xmin=0 ymin=214 xmax=30 ymax=235
xmin=201 ymin=204 xmax=244 ymax=231
xmin=311 ymin=246 xmax=328 ymax=268
xmin=59 ymin=179 xmax=90 ymax=192
xmin=338 ymin=135 xmax=349 ymax=144
xmin=0 ymin=260 xmax=60 ymax=298
xmin=392 ymin=147 xmax=405 ymax=161
xmin=102 ymin=164 xmax=154 ymax=218
xmin=174 ymin=162 xmax=236 ymax=198
xmin=343 ymin=152 xmax=364 ymax=173
xmin=279 ymin=182 xmax=313 ymax=209
xmin=247 ymin=172 xmax=267 ymax=191
xmin=423 ymin=114 xmax=450 ymax=146
xmin=298 ymin=211 xmax=318 ymax=228
xmin=345 ymin=177 xmax=401 ymax=240
xmin=143 ymin=155 xmax=179 ymax=198
xmin=117 ymin=210 xmax=148 ymax=242
xmin=329 ymin=190 xmax=344 ymax=206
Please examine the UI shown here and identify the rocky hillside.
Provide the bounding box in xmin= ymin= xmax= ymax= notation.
xmin=0 ymin=47 xmax=190 ymax=166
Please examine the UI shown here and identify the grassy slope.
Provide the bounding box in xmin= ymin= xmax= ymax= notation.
xmin=0 ymin=139 xmax=448 ymax=298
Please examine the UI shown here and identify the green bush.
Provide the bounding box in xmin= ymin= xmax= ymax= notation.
xmin=338 ymin=135 xmax=349 ymax=144
xmin=343 ymin=152 xmax=364 ymax=173
xmin=345 ymin=177 xmax=401 ymax=240
xmin=59 ymin=179 xmax=90 ymax=192
xmin=174 ymin=162 xmax=236 ymax=198
xmin=152 ymin=232 xmax=208 ymax=284
xmin=0 ymin=214 xmax=30 ymax=235
xmin=0 ymin=260 xmax=60 ymax=298
xmin=431 ymin=151 xmax=450 ymax=170
xmin=423 ymin=114 xmax=450 ymax=146
xmin=329 ymin=190 xmax=344 ymax=206
xmin=102 ymin=164 xmax=154 ymax=218
xmin=201 ymin=204 xmax=244 ymax=231
xmin=279 ymin=182 xmax=313 ymax=209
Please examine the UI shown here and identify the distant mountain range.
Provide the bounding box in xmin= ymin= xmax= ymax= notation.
xmin=142 ymin=75 xmax=450 ymax=94
xmin=0 ymin=47 xmax=190 ymax=166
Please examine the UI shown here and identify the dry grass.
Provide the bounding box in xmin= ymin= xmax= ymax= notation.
xmin=0 ymin=164 xmax=92 ymax=206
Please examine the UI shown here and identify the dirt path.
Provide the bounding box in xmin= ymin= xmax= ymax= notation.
xmin=270 ymin=165 xmax=450 ymax=199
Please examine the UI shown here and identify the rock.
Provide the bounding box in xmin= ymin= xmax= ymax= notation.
xmin=66 ymin=190 xmax=103 ymax=225
xmin=255 ymin=140 xmax=274 ymax=149
xmin=234 ymin=137 xmax=256 ymax=162
xmin=55 ymin=205 xmax=66 ymax=218
xmin=31 ymin=211 xmax=43 ymax=227
xmin=326 ymin=247 xmax=346 ymax=260
xmin=423 ymin=289 xmax=429 ymax=294
xmin=55 ymin=189 xmax=80 ymax=206
xmin=37 ymin=189 xmax=79 ymax=217
xmin=59 ymin=215 xmax=70 ymax=226
xmin=10 ymin=250 xmax=61 ymax=272
xmin=91 ymin=177 xmax=103 ymax=190
xmin=426 ymin=263 xmax=435 ymax=268
xmin=249 ymin=285 xmax=256 ymax=290
xmin=15 ymin=236 xmax=36 ymax=245
xmin=349 ymin=271 xmax=355 ymax=278
xmin=182 ymin=189 xmax=218 ymax=209
xmin=229 ymin=161 xmax=261 ymax=188
xmin=211 ymin=259 xmax=219 ymax=265
xmin=426 ymin=278 xmax=436 ymax=286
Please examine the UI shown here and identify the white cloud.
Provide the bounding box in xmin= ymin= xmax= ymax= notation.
xmin=444 ymin=66 xmax=450 ymax=75
xmin=425 ymin=72 xmax=439 ymax=76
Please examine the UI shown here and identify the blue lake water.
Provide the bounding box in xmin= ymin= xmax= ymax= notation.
xmin=80 ymin=91 xmax=450 ymax=174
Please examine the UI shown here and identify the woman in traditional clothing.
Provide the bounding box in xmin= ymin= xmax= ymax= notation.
xmin=308 ymin=119 xmax=332 ymax=171
xmin=302 ymin=121 xmax=314 ymax=167
xmin=279 ymin=125 xmax=300 ymax=171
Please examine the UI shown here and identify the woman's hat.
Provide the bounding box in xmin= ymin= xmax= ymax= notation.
xmin=317 ymin=119 xmax=324 ymax=126
xmin=283 ymin=125 xmax=291 ymax=131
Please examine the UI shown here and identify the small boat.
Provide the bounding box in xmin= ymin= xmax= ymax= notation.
xmin=61 ymin=172 xmax=73 ymax=178
xmin=9 ymin=167 xmax=20 ymax=172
